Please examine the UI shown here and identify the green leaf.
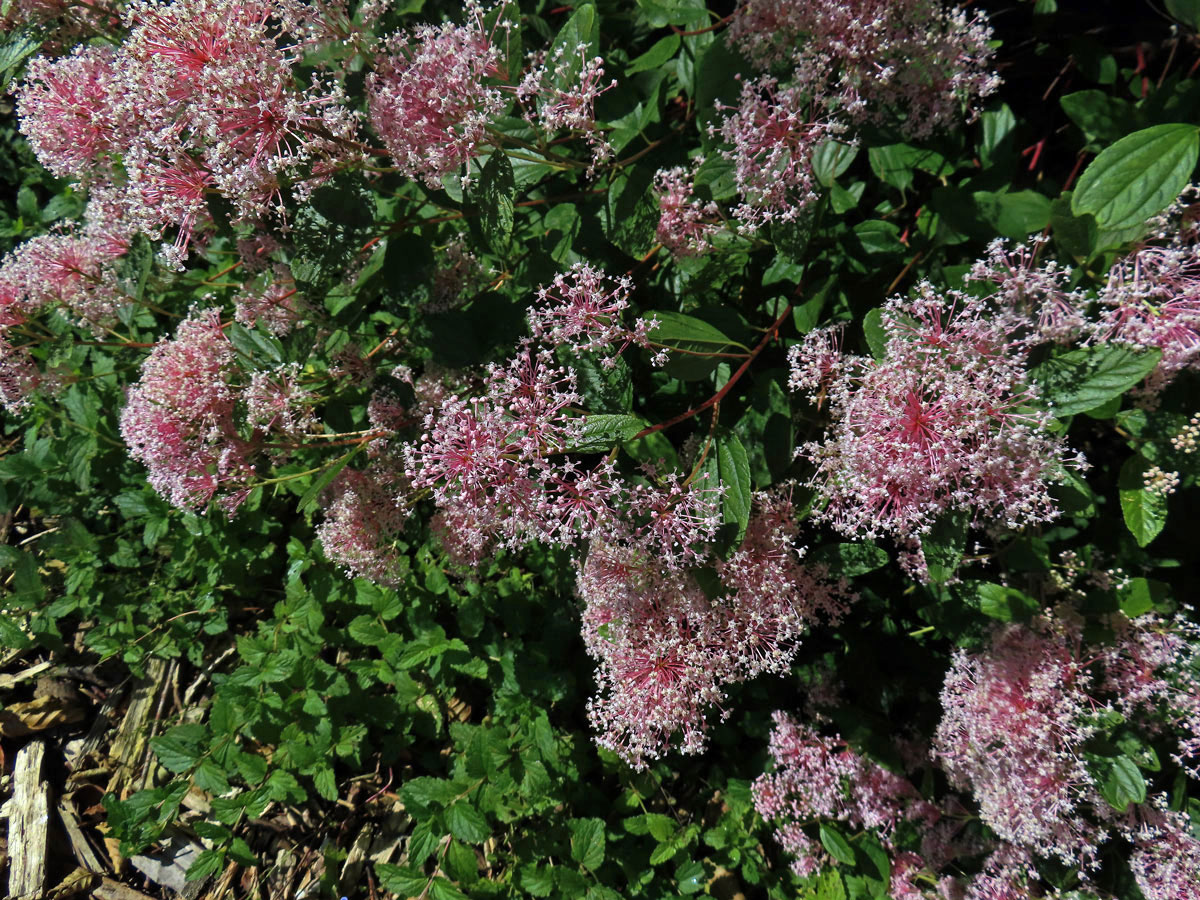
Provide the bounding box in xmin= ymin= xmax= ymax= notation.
xmin=647 ymin=311 xmax=737 ymax=349
xmin=0 ymin=30 xmax=41 ymax=88
xmin=297 ymin=443 xmax=366 ymax=514
xmin=186 ymin=847 xmax=226 ymax=881
xmin=813 ymin=870 xmax=847 ymax=900
xmin=1096 ymin=755 xmax=1146 ymax=812
xmin=569 ymin=817 xmax=606 ymax=870
xmin=1060 ymin=90 xmax=1138 ymax=148
xmin=675 ymin=859 xmax=706 ymax=894
xmin=446 ymin=802 xmax=489 ymax=844
xmin=313 ymin=765 xmax=338 ymax=801
xmin=924 ymin=509 xmax=969 ymax=584
xmin=819 ymin=824 xmax=856 ymax=866
xmin=627 ymin=34 xmax=680 ymax=74
xmin=1072 ymin=124 xmax=1199 ymax=243
xmin=1031 ymin=345 xmax=1162 ymax=417
xmin=1119 ymin=454 xmax=1168 ymax=547
xmin=1167 ymin=0 xmax=1200 ymax=29
xmin=806 ymin=543 xmax=889 ymax=577
xmin=149 ymin=734 xmax=201 ymax=774
xmin=445 ymin=839 xmax=479 ymax=885
xmin=975 ymin=582 xmax=1039 ymax=621
xmin=812 ymin=140 xmax=858 ymax=188
xmin=478 ymin=151 xmax=515 ymax=253
xmin=568 ymin=414 xmax=648 ymax=453
xmin=973 ymin=190 xmax=1052 ymax=239
xmin=347 ymin=615 xmax=388 ymax=646
xmin=701 ymin=433 xmax=752 ymax=546
xmin=862 ymin=307 xmax=887 ymax=359
xmin=519 ymin=864 xmax=556 ymax=897
xmin=429 ymin=877 xmax=469 ymax=900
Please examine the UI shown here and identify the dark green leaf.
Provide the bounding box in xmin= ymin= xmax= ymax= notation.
xmin=819 ymin=823 xmax=856 ymax=866
xmin=1119 ymin=454 xmax=1168 ymax=547
xmin=568 ymin=414 xmax=648 ymax=453
xmin=569 ymin=817 xmax=606 ymax=870
xmin=627 ymin=34 xmax=680 ymax=74
xmin=447 ymin=801 xmax=489 ymax=844
xmin=1031 ymin=345 xmax=1162 ymax=417
xmin=478 ymin=151 xmax=515 ymax=253
xmin=1072 ymin=124 xmax=1199 ymax=243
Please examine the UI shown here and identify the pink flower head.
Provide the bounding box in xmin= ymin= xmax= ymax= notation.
xmin=727 ymin=0 xmax=999 ymax=140
xmin=654 ymin=165 xmax=720 ymax=258
xmin=932 ymin=619 xmax=1103 ymax=867
xmin=716 ymin=76 xmax=841 ymax=229
xmin=317 ymin=464 xmax=411 ymax=583
xmin=518 ymin=42 xmax=615 ymax=167
xmin=797 ymin=283 xmax=1069 ymax=558
xmin=119 ymin=308 xmax=255 ymax=511
xmin=529 ymin=264 xmax=652 ymax=363
xmin=367 ymin=4 xmax=505 ymax=187
xmin=17 ymin=46 xmax=126 ymax=179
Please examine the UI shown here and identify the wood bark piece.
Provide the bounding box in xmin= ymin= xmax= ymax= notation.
xmin=7 ymin=739 xmax=50 ymax=900
xmin=57 ymin=794 xmax=107 ymax=873
xmin=93 ymin=876 xmax=159 ymax=900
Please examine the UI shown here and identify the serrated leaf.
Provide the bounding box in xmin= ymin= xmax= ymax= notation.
xmin=478 ymin=151 xmax=515 ymax=253
xmin=0 ymin=30 xmax=41 ymax=88
xmin=347 ymin=614 xmax=388 ymax=646
xmin=429 ymin=877 xmax=469 ymax=900
xmin=186 ymin=847 xmax=226 ymax=881
xmin=1119 ymin=454 xmax=1168 ymax=547
xmin=1072 ymin=124 xmax=1199 ymax=241
xmin=568 ymin=414 xmax=648 ymax=453
xmin=312 ymin=765 xmax=337 ymax=801
xmin=1096 ymin=755 xmax=1146 ymax=811
xmin=149 ymin=734 xmax=201 ymax=774
xmin=519 ymin=864 xmax=556 ymax=897
xmin=1031 ymin=345 xmax=1162 ymax=417
xmin=569 ymin=817 xmax=605 ymax=870
xmin=447 ymin=801 xmax=489 ymax=844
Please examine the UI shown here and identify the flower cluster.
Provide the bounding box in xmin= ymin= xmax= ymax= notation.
xmin=753 ymin=712 xmax=936 ymax=877
xmin=727 ymin=0 xmax=999 ymax=139
xmin=653 ymin=164 xmax=720 ymax=258
xmin=792 ymin=283 xmax=1070 ymax=573
xmin=581 ymin=495 xmax=853 ymax=768
xmin=367 ymin=4 xmax=505 ymax=187
xmin=119 ymin=308 xmax=321 ymax=512
xmin=17 ymin=0 xmax=358 ymax=267
xmin=528 ymin=263 xmax=653 ymax=363
xmin=929 ymin=610 xmax=1200 ymax=898
xmin=517 ymin=42 xmax=615 ymax=167
xmin=701 ymin=0 xmax=998 ymax=232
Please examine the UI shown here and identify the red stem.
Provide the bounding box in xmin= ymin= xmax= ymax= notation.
xmin=632 ymin=302 xmax=793 ymax=441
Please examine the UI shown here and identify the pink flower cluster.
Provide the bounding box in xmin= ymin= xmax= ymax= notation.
xmin=791 ymin=284 xmax=1069 ymax=573
xmin=753 ymin=712 xmax=936 ymax=877
xmin=119 ymin=308 xmax=319 ymax=512
xmin=691 ymin=0 xmax=998 ymax=234
xmin=934 ymin=619 xmax=1103 ymax=866
xmin=528 ymin=263 xmax=653 ymax=363
xmin=726 ymin=0 xmax=999 ymax=140
xmin=931 ymin=610 xmax=1200 ymax=898
xmin=16 ymin=0 xmax=358 ymax=267
xmin=367 ymin=4 xmax=505 ymax=188
xmin=653 ymin=164 xmax=720 ymax=258
xmin=582 ymin=494 xmax=853 ymax=768
xmin=517 ymin=42 xmax=616 ymax=168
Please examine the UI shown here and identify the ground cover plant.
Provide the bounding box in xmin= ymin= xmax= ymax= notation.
xmin=2 ymin=0 xmax=1200 ymax=898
